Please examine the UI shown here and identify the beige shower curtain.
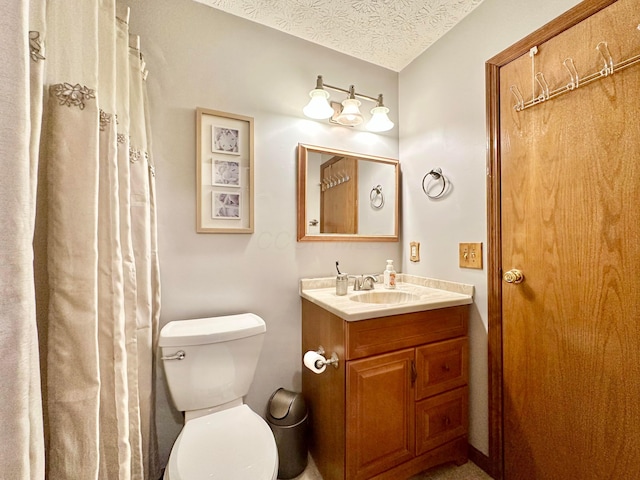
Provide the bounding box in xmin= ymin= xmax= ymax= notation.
xmin=1 ymin=0 xmax=160 ymax=478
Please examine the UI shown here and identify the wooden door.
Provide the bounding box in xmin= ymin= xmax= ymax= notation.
xmin=321 ymin=156 xmax=357 ymax=233
xmin=488 ymin=0 xmax=640 ymax=478
xmin=346 ymin=349 xmax=415 ymax=480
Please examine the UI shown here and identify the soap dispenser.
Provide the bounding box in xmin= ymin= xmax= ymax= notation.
xmin=383 ymin=260 xmax=396 ymax=289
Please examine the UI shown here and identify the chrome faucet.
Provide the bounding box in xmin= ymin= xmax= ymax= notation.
xmin=352 ymin=274 xmax=378 ymax=291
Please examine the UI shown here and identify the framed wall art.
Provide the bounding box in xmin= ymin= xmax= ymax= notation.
xmin=212 ymin=126 xmax=240 ymax=155
xmin=196 ymin=107 xmax=254 ymax=233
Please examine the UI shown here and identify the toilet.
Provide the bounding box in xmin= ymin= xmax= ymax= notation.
xmin=159 ymin=313 xmax=278 ymax=480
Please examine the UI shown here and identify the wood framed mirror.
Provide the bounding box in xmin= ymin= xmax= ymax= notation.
xmin=297 ymin=143 xmax=399 ymax=242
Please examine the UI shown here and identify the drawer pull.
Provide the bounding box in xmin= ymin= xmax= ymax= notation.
xmin=442 ymin=363 xmax=450 ymax=372
xmin=443 ymin=415 xmax=451 ymax=426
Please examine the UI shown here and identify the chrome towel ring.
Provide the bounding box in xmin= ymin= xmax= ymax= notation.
xmin=422 ymin=168 xmax=447 ymax=199
xmin=369 ymin=185 xmax=384 ymax=209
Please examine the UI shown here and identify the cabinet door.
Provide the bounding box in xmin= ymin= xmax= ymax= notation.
xmin=346 ymin=349 xmax=415 ymax=480
xmin=415 ymin=337 xmax=468 ymax=400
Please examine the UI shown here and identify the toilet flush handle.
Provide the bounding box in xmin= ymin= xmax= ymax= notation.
xmin=161 ymin=350 xmax=186 ymax=361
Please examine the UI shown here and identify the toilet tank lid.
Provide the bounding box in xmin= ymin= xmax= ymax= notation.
xmin=159 ymin=313 xmax=266 ymax=347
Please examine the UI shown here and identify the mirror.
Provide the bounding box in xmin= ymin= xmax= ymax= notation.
xmin=297 ymin=143 xmax=399 ymax=242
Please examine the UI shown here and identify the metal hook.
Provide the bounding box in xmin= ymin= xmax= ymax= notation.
xmin=510 ymin=85 xmax=525 ymax=111
xmin=563 ymin=58 xmax=580 ymax=90
xmin=534 ymin=72 xmax=550 ymax=102
xmin=596 ymin=41 xmax=614 ymax=76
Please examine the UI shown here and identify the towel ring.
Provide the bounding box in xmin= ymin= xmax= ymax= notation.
xmin=370 ymin=185 xmax=384 ymax=209
xmin=422 ymin=168 xmax=447 ymax=199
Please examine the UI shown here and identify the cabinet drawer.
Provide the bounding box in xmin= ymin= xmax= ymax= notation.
xmin=346 ymin=306 xmax=468 ymax=360
xmin=415 ymin=337 xmax=468 ymax=400
xmin=415 ymin=387 xmax=468 ymax=456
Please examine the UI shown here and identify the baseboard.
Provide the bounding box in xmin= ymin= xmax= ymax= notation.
xmin=468 ymin=444 xmax=493 ymax=478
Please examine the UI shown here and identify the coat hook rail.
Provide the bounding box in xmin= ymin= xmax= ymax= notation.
xmin=511 ymin=33 xmax=640 ymax=112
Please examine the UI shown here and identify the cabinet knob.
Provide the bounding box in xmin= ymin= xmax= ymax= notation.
xmin=503 ymin=269 xmax=524 ymax=284
xmin=441 ymin=363 xmax=450 ymax=372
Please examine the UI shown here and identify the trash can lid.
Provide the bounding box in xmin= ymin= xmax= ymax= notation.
xmin=268 ymin=388 xmax=307 ymax=425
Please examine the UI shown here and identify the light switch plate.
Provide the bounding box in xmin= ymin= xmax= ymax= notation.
xmin=459 ymin=242 xmax=483 ymax=269
xmin=410 ymin=241 xmax=420 ymax=262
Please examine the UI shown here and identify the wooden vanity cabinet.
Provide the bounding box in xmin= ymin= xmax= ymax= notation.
xmin=302 ymin=299 xmax=469 ymax=480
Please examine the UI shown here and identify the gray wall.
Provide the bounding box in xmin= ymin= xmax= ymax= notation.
xmin=399 ymin=0 xmax=581 ymax=455
xmin=125 ymin=0 xmax=400 ymax=465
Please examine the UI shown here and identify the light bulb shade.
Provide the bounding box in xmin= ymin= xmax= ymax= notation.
xmin=303 ymin=89 xmax=334 ymax=119
xmin=366 ymin=105 xmax=394 ymax=132
xmin=336 ymin=98 xmax=363 ymax=126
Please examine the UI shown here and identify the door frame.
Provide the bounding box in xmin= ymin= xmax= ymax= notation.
xmin=484 ymin=1 xmax=617 ymax=478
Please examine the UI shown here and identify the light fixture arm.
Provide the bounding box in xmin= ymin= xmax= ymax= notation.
xmin=314 ymin=75 xmax=380 ymax=104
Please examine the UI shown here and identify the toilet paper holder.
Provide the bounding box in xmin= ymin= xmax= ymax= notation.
xmin=314 ymin=346 xmax=339 ymax=369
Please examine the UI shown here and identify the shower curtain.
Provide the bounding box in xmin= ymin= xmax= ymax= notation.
xmin=1 ymin=1 xmax=160 ymax=478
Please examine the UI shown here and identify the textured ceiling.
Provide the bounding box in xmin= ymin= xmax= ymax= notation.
xmin=194 ymin=0 xmax=484 ymax=72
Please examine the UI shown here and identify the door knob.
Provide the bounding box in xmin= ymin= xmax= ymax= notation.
xmin=503 ymin=269 xmax=524 ymax=284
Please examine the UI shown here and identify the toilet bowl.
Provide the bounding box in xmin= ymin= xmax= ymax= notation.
xmin=164 ymin=405 xmax=278 ymax=480
xmin=159 ymin=313 xmax=278 ymax=480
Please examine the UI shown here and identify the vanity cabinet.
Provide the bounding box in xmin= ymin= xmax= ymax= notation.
xmin=302 ymin=299 xmax=469 ymax=480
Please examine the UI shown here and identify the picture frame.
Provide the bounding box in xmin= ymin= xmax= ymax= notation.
xmin=196 ymin=108 xmax=254 ymax=233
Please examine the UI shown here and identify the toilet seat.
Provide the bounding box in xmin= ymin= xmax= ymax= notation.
xmin=165 ymin=405 xmax=278 ymax=480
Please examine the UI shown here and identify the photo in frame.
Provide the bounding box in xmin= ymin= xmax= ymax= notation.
xmin=212 ymin=126 xmax=240 ymax=155
xmin=212 ymin=192 xmax=241 ymax=219
xmin=212 ymin=159 xmax=240 ymax=187
xmin=196 ymin=107 xmax=254 ymax=233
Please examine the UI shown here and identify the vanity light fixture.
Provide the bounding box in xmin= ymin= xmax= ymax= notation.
xmin=303 ymin=75 xmax=394 ymax=132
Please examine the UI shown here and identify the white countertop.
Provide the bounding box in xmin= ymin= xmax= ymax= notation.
xmin=299 ymin=274 xmax=474 ymax=321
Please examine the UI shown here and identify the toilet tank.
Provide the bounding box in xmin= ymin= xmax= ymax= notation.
xmin=159 ymin=313 xmax=266 ymax=413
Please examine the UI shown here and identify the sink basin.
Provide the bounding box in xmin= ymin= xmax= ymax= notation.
xmin=350 ymin=290 xmax=420 ymax=305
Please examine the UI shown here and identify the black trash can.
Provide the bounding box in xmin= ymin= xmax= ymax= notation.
xmin=267 ymin=388 xmax=309 ymax=479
